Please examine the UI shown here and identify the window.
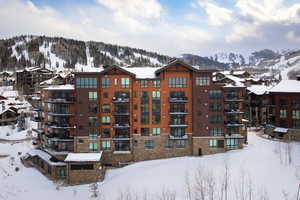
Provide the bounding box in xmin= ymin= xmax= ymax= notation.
xmin=196 ymin=77 xmax=210 ymax=86
xmin=152 ymin=91 xmax=160 ymax=99
xmin=102 ymin=128 xmax=110 ymax=138
xmin=168 ymin=77 xmax=187 ymax=88
xmin=101 ymin=77 xmax=110 ymax=88
xmin=209 ymin=90 xmax=222 ymax=99
xmin=121 ymin=78 xmax=130 ymax=88
xmin=226 ymin=138 xmax=238 ymax=148
xmin=140 ymin=80 xmax=148 ymax=88
xmin=102 ymin=141 xmax=110 ymax=150
xmin=76 ymin=77 xmax=97 ymax=88
xmin=89 ymin=142 xmax=98 ymax=152
xmin=103 ymin=92 xmax=109 ymax=98
xmin=292 ymin=120 xmax=300 ymax=128
xmin=210 ymin=115 xmax=222 ymax=123
xmin=292 ymin=100 xmax=300 ymax=107
xmin=89 ymin=129 xmax=97 ymax=139
xmin=71 ymin=164 xmax=94 ymax=170
xmin=114 ymin=78 xmax=118 ymax=86
xmin=292 ymin=110 xmax=300 ymax=119
xmin=176 ymin=140 xmax=186 ymax=148
xmin=280 ymin=109 xmax=287 ymax=118
xmin=209 ymin=139 xmax=217 ymax=147
xmin=152 ymin=113 xmax=161 ymax=124
xmin=102 ymin=116 xmax=110 ymax=125
xmin=165 ymin=140 xmax=173 ymax=148
xmin=171 ymin=128 xmax=185 ymax=137
xmin=141 ymin=128 xmax=150 ymax=136
xmin=209 ymin=128 xmax=223 ymax=136
xmin=89 ymin=117 xmax=97 ymax=126
xmin=88 ymin=104 xmax=98 ymax=114
xmin=102 ymin=104 xmax=110 ymax=113
xmin=279 ymin=99 xmax=287 ymax=106
xmin=209 ymin=103 xmax=222 ymax=112
xmin=152 ymin=128 xmax=160 ymax=136
xmin=153 ymin=80 xmax=160 ymax=88
xmin=88 ymin=92 xmax=97 ymax=101
xmin=134 ymin=104 xmax=138 ymax=110
xmin=59 ymin=169 xmax=66 ymax=178
xmin=145 ymin=140 xmax=154 ymax=149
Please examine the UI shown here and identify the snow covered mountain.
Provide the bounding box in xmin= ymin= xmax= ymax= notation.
xmin=0 ymin=35 xmax=172 ymax=72
xmin=212 ymin=52 xmax=246 ymax=67
xmin=258 ymin=49 xmax=300 ymax=80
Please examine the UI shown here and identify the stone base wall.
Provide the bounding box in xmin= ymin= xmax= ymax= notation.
xmin=66 ymin=162 xmax=102 ymax=185
xmin=284 ymin=129 xmax=300 ymax=141
xmin=192 ymin=137 xmax=226 ymax=156
xmin=29 ymin=156 xmax=66 ymax=180
xmin=101 ymin=151 xmax=133 ymax=167
xmin=132 ymin=134 xmax=192 ymax=162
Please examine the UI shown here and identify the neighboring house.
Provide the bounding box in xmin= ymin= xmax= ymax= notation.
xmin=246 ymin=85 xmax=270 ymax=127
xmin=0 ymin=107 xmax=18 ymax=126
xmin=16 ymin=66 xmax=54 ymax=95
xmin=266 ymin=80 xmax=300 ymax=140
xmin=26 ymin=59 xmax=247 ymax=185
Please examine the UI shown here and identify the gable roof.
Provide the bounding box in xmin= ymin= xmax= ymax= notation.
xmin=99 ymin=65 xmax=136 ymax=77
xmin=155 ymin=59 xmax=197 ymax=75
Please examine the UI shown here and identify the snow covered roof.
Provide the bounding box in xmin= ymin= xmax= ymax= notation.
xmin=64 ymin=152 xmax=103 ymax=162
xmin=225 ymin=75 xmax=245 ymax=86
xmin=27 ymin=149 xmax=66 ymax=166
xmin=247 ymin=85 xmax=270 ymax=95
xmin=122 ymin=66 xmax=161 ymax=79
xmin=269 ymin=80 xmax=300 ymax=93
xmin=274 ymin=127 xmax=288 ymax=133
xmin=43 ymin=84 xmax=74 ymax=91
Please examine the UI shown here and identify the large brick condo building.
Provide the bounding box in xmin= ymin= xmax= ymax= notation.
xmin=29 ymin=59 xmax=247 ymax=184
xmin=266 ymin=80 xmax=300 ymax=140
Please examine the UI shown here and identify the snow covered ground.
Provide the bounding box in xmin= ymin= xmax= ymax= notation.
xmin=0 ymin=131 xmax=299 ymax=200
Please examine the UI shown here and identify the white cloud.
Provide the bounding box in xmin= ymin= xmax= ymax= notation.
xmin=226 ymin=23 xmax=259 ymax=42
xmin=286 ymin=31 xmax=300 ymax=42
xmin=97 ymin=0 xmax=162 ymax=19
xmin=194 ymin=0 xmax=233 ymax=26
xmin=0 ymin=0 xmax=213 ymax=56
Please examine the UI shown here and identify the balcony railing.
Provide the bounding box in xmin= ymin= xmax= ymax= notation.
xmin=47 ymin=122 xmax=75 ymax=129
xmin=169 ymin=97 xmax=188 ymax=103
xmin=113 ymin=110 xmax=130 ymax=115
xmin=169 ymin=109 xmax=188 ymax=115
xmin=225 ymin=121 xmax=243 ymax=127
xmin=48 ymin=111 xmax=74 ymax=116
xmin=45 ymin=97 xmax=75 ymax=104
xmin=112 ymin=97 xmax=130 ymax=103
xmin=113 ymin=134 xmax=131 ymax=140
xmin=224 ymin=109 xmax=244 ymax=114
xmin=113 ymin=123 xmax=130 ymax=129
xmin=169 ymin=121 xmax=188 ymax=127
xmin=169 ymin=134 xmax=188 ymax=139
xmin=225 ymin=96 xmax=244 ymax=102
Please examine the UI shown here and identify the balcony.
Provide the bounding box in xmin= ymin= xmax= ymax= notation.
xmin=113 ymin=134 xmax=131 ymax=140
xmin=48 ymin=111 xmax=74 ymax=117
xmin=45 ymin=97 xmax=75 ymax=104
xmin=113 ymin=110 xmax=130 ymax=116
xmin=169 ymin=134 xmax=188 ymax=140
xmin=169 ymin=109 xmax=188 ymax=115
xmin=225 ymin=95 xmax=244 ymax=102
xmin=113 ymin=123 xmax=130 ymax=129
xmin=224 ymin=109 xmax=244 ymax=114
xmin=112 ymin=97 xmax=130 ymax=103
xmin=45 ymin=135 xmax=73 ymax=142
xmin=169 ymin=97 xmax=188 ymax=103
xmin=169 ymin=121 xmax=188 ymax=128
xmin=225 ymin=134 xmax=244 ymax=139
xmin=47 ymin=122 xmax=75 ymax=129
xmin=225 ymin=121 xmax=243 ymax=127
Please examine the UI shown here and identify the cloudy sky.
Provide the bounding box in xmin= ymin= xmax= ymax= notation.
xmin=0 ymin=0 xmax=300 ymax=57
